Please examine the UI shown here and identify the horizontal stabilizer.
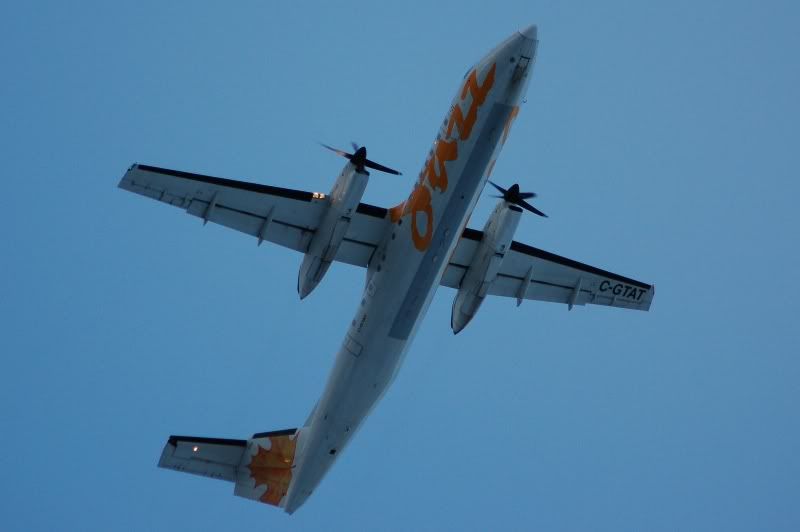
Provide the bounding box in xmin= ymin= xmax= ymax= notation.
xmin=158 ymin=428 xmax=300 ymax=509
xmin=159 ymin=436 xmax=247 ymax=482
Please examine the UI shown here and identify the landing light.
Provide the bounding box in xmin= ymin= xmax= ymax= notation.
xmin=312 ymin=192 xmax=326 ymax=199
xmin=192 ymin=446 xmax=199 ymax=452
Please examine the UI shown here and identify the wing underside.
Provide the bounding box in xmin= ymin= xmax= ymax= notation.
xmin=119 ymin=164 xmax=652 ymax=310
xmin=119 ymin=164 xmax=390 ymax=267
xmin=442 ymin=228 xmax=654 ymax=310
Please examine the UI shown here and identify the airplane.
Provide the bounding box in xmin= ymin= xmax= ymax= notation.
xmin=118 ymin=24 xmax=653 ymax=514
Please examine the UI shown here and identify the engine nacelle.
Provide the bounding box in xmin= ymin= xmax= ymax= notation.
xmin=297 ymin=162 xmax=368 ymax=298
xmin=451 ymin=202 xmax=522 ymax=333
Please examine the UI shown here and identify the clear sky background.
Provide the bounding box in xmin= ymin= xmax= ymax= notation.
xmin=2 ymin=1 xmax=799 ymax=530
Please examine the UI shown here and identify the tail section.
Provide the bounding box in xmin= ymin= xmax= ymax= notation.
xmin=158 ymin=428 xmax=300 ymax=510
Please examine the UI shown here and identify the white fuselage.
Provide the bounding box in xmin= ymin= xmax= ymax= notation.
xmin=284 ymin=26 xmax=538 ymax=513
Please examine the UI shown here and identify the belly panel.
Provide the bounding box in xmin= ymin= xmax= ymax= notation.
xmin=389 ymin=102 xmax=515 ymax=340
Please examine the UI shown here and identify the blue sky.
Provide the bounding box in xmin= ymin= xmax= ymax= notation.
xmin=2 ymin=1 xmax=799 ymax=530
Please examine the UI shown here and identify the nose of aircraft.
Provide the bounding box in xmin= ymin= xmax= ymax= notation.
xmin=518 ymin=24 xmax=537 ymax=40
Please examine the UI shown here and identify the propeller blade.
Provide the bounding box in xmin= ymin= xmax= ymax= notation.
xmin=320 ymin=142 xmax=402 ymax=175
xmin=489 ymin=180 xmax=546 ymax=217
xmin=519 ymin=199 xmax=548 ymax=217
xmin=319 ymin=142 xmax=352 ymax=159
xmin=364 ymin=158 xmax=402 ymax=175
xmin=488 ymin=180 xmax=507 ymax=195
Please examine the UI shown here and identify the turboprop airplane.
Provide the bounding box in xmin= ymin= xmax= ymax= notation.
xmin=119 ymin=24 xmax=653 ymax=514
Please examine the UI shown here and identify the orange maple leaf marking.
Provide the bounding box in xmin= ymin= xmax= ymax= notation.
xmin=248 ymin=435 xmax=297 ymax=506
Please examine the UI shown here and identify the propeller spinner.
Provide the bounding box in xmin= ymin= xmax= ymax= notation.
xmin=488 ymin=181 xmax=547 ymax=217
xmin=320 ymin=142 xmax=402 ymax=176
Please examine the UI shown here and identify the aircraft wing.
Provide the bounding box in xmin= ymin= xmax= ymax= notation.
xmin=442 ymin=228 xmax=654 ymax=311
xmin=118 ymin=164 xmax=390 ymax=266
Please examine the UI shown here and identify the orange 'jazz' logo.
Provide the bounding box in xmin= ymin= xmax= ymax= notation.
xmin=390 ymin=63 xmax=497 ymax=251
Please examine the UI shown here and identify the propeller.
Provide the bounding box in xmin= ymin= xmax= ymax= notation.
xmin=488 ymin=181 xmax=548 ymax=217
xmin=320 ymin=142 xmax=402 ymax=175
